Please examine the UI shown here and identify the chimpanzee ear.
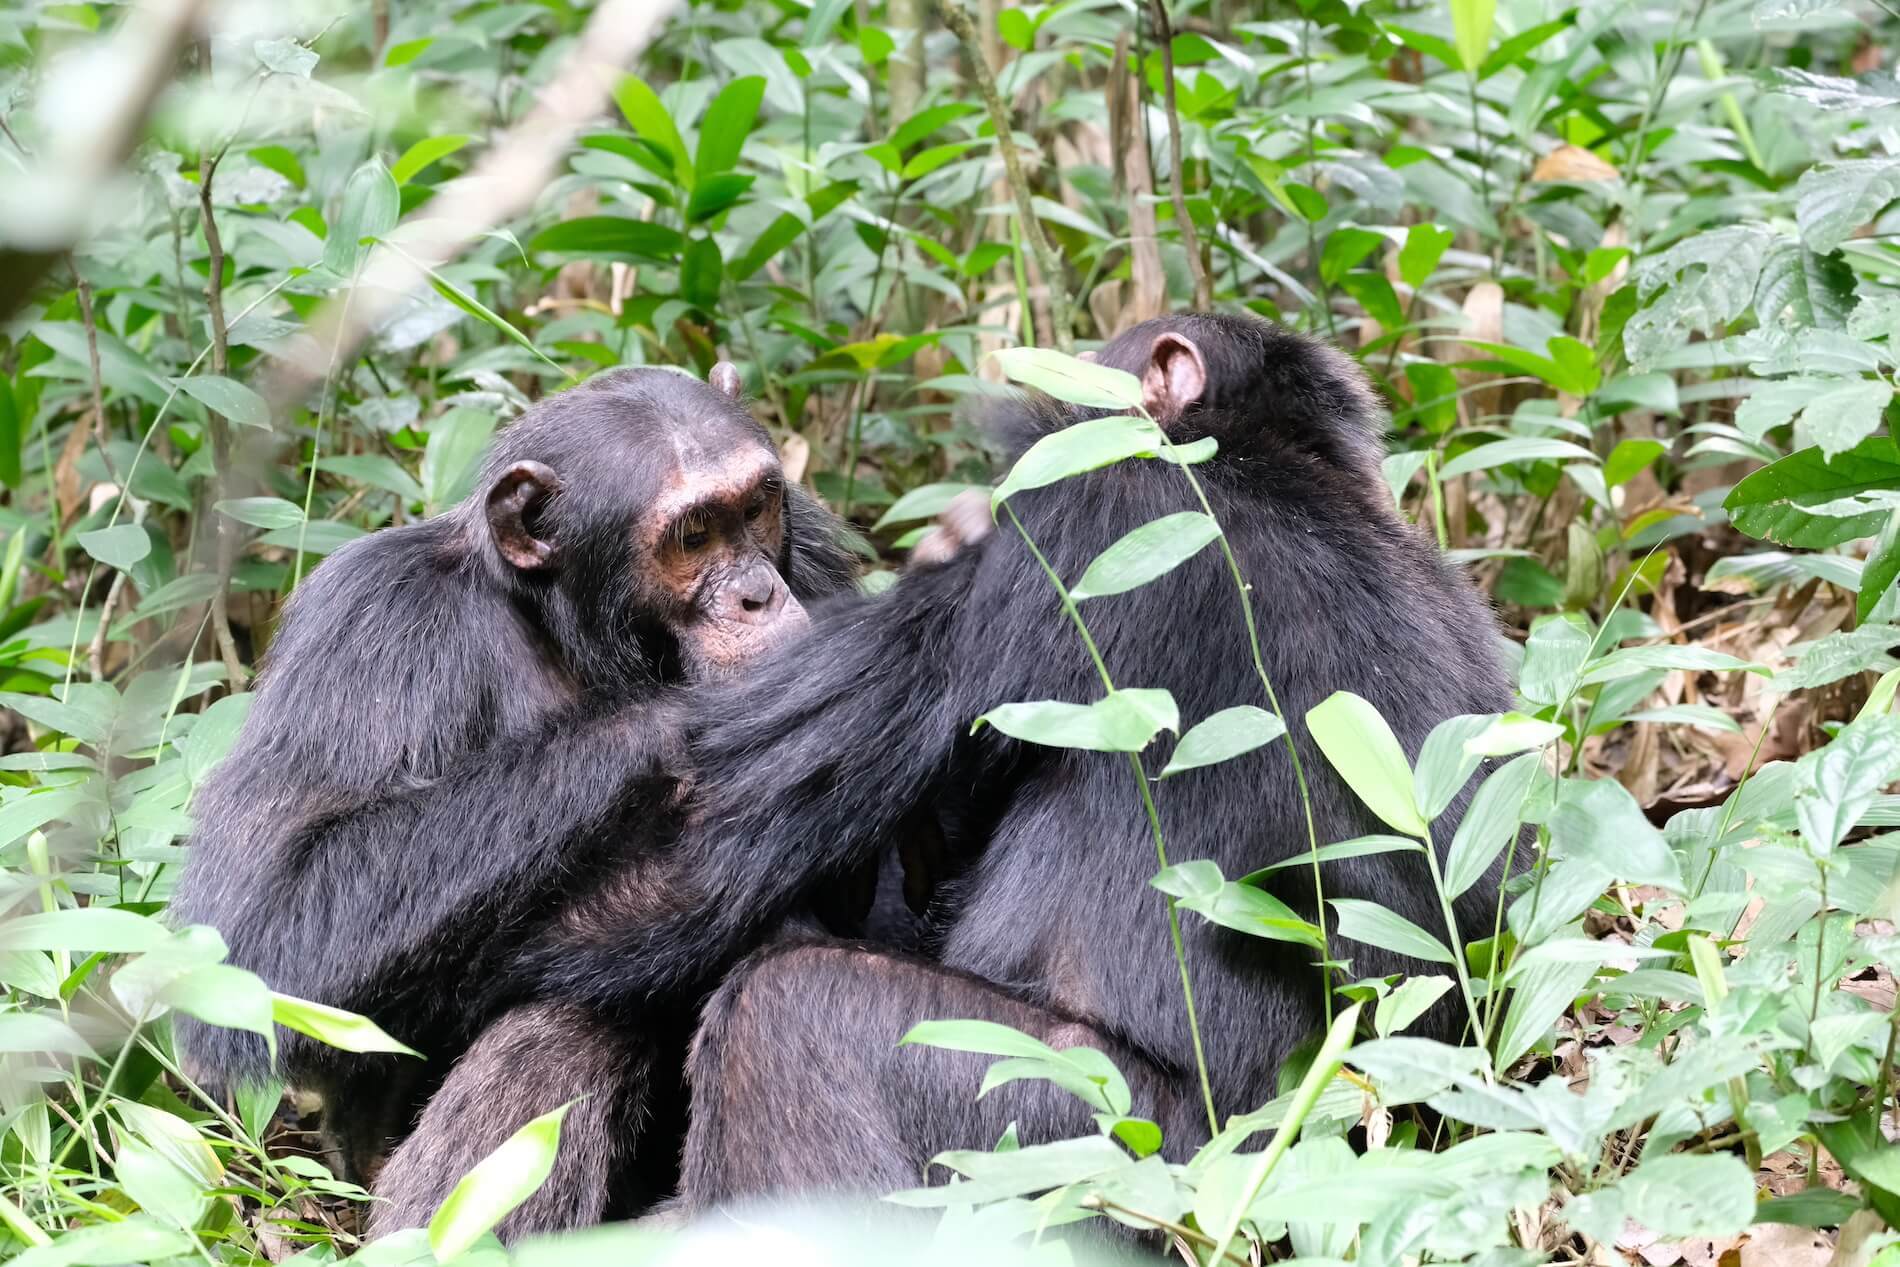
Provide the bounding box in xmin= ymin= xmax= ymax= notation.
xmin=710 ymin=361 xmax=743 ymax=400
xmin=1141 ymin=332 xmax=1208 ymax=425
xmin=1076 ymin=350 xmax=1098 ymax=363
xmin=485 ymin=460 xmax=561 ymax=572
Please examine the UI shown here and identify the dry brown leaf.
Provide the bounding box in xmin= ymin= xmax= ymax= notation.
xmin=1739 ymin=1224 xmax=1831 ymax=1266
xmin=1534 ymin=144 xmax=1620 ymax=183
xmin=779 ymin=434 xmax=810 ymax=485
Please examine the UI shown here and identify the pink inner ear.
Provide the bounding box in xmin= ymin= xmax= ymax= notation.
xmin=1141 ymin=333 xmax=1207 ymax=424
xmin=710 ymin=362 xmax=742 ymax=399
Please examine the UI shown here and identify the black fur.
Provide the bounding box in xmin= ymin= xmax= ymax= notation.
xmin=521 ymin=315 xmax=1518 ymax=1206
xmin=170 ymin=367 xmax=857 ymax=1219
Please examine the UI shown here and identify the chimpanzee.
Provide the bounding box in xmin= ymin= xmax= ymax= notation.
xmin=170 ymin=363 xmax=877 ymax=1237
xmin=514 ymin=313 xmax=1520 ymax=1211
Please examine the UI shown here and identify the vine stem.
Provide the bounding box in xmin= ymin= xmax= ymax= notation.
xmin=1002 ymin=499 xmax=1219 ymax=1136
xmin=1139 ymin=412 xmax=1334 ymax=1025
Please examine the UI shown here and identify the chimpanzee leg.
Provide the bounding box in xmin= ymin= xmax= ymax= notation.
xmin=369 ymin=1002 xmax=659 ymax=1241
xmin=678 ymin=941 xmax=1196 ymax=1211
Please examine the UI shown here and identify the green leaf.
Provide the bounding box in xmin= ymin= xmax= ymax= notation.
xmin=1494 ymin=950 xmax=1596 ymax=1067
xmin=612 ymin=75 xmax=691 ymax=185
xmin=270 ymin=993 xmax=421 ymax=1056
xmin=991 ymin=414 xmax=1165 ymax=506
xmin=390 ymin=134 xmax=470 ymax=186
xmin=1603 ymin=438 xmax=1665 ymax=487
xmin=1444 ymin=752 xmax=1538 ymax=898
xmin=900 ymin=1019 xmax=1058 ymax=1060
xmin=975 ymin=689 xmax=1178 ymax=754
xmin=1319 ymin=227 xmax=1385 ymax=286
xmin=527 ymin=216 xmax=684 ymax=262
xmin=1796 ymin=157 xmax=1900 ymax=253
xmin=1464 ymin=712 xmax=1564 ymax=756
xmin=680 ymin=235 xmax=723 ymax=309
xmin=991 ymin=347 xmax=1144 ymax=409
xmin=874 ymin=482 xmax=987 ymax=530
xmin=429 ymin=1102 xmax=575 ymax=1261
xmin=1548 ymin=778 xmax=1683 ymax=891
xmin=1071 ymin=512 xmax=1220 ymax=601
xmin=324 ymin=160 xmax=399 ymax=277
xmin=9 ymin=1219 xmax=192 ymax=1267
xmin=1305 ymin=691 xmax=1427 ymax=836
xmin=415 ymin=261 xmax=563 ymax=376
xmin=172 ymin=374 xmax=270 ymax=429
xmin=1438 ymin=436 xmax=1595 ymax=480
xmin=1616 ymin=1154 xmax=1757 ymax=1239
xmin=215 ymin=496 xmax=305 ymax=530
xmin=1794 ymin=714 xmax=1900 ymax=856
xmin=1398 ymin=223 xmax=1455 ymax=290
xmin=77 ymin=524 xmax=150 ymax=571
xmin=1450 ymin=0 xmax=1497 ymax=71
xmin=695 ymin=76 xmax=766 ymax=180
xmin=1413 ymin=713 xmax=1494 ymax=820
xmin=1375 ymin=974 xmax=1455 ymax=1038
xmin=1796 ymin=378 xmax=1894 ymax=460
xmin=684 ymin=172 xmax=756 ymax=224
xmin=1724 ymin=437 xmax=1900 ymax=548
xmin=0 ymin=908 xmax=170 ymax=954
xmin=1160 ymin=705 xmax=1287 ymax=778
xmin=1330 ymin=897 xmax=1454 ymax=964
xmin=316 ymin=455 xmax=425 ymax=503
xmin=1862 ymin=513 xmax=1900 ymax=624
xmin=1245 ymin=835 xmax=1424 ymax=877
xmin=1578 ymin=644 xmax=1767 ymax=685
xmin=1161 ymin=866 xmax=1326 ymax=949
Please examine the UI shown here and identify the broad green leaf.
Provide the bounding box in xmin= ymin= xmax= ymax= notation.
xmin=77 ymin=524 xmax=150 ymax=571
xmin=1862 ymin=513 xmax=1900 ymax=624
xmin=680 ymin=234 xmax=723 ymax=309
xmin=1444 ymin=752 xmax=1538 ymax=898
xmin=901 ymin=1019 xmax=1058 ymax=1059
xmin=991 ymin=414 xmax=1165 ymax=506
xmin=991 ymin=347 xmax=1143 ymax=409
xmin=1450 ymin=0 xmax=1497 ymax=71
xmin=1464 ymin=712 xmax=1564 ymax=756
xmin=1375 ymin=974 xmax=1454 ymax=1038
xmin=1578 ymin=644 xmax=1767 ymax=685
xmin=1724 ymin=438 xmax=1900 ymax=548
xmin=0 ymin=1012 xmax=96 ymax=1059
xmin=1330 ymin=898 xmax=1455 ymax=964
xmin=1794 ymin=713 xmax=1900 ymax=856
xmin=612 ymin=75 xmax=691 ymax=185
xmin=429 ymin=1102 xmax=575 ymax=1261
xmin=423 ymin=405 xmax=499 ymax=511
xmin=390 ymin=134 xmax=470 ymax=186
xmin=1797 ymin=379 xmax=1895 ymax=460
xmin=1603 ymin=438 xmax=1665 ymax=488
xmin=271 ymin=993 xmax=421 ymax=1056
xmin=1494 ymin=950 xmax=1596 ymax=1067
xmin=1413 ymin=713 xmax=1494 ymax=820
xmin=873 ymin=482 xmax=987 ymax=530
xmin=1398 ymin=223 xmax=1455 ymax=289
xmin=216 ymin=497 xmax=305 ymax=530
xmin=1157 ymin=864 xmax=1326 ymax=948
xmin=9 ymin=1218 xmax=191 ymax=1267
xmin=324 ymin=160 xmax=399 ymax=277
xmin=1160 ymin=705 xmax=1287 ymax=778
xmin=0 ymin=907 xmax=170 ymax=954
xmin=1319 ymin=227 xmax=1384 ymax=286
xmin=316 ymin=454 xmax=425 ymax=503
xmin=975 ymin=689 xmax=1178 ymax=753
xmin=257 ymin=520 xmax=366 ymax=556
xmin=1519 ymin=613 xmax=1593 ymax=707
xmin=1438 ymin=436 xmax=1595 ymax=481
xmin=1796 ymin=157 xmax=1900 ymax=253
xmin=695 ymin=76 xmax=766 ymax=180
xmin=1548 ymin=778 xmax=1683 ymax=891
xmin=172 ymin=375 xmax=270 ymax=429
xmin=1616 ymin=1154 xmax=1757 ymax=1239
xmin=527 ymin=217 xmax=684 ymax=262
xmin=1071 ymin=512 xmax=1220 ymax=601
xmin=1306 ymin=691 xmax=1427 ymax=836
xmin=1246 ymin=834 xmax=1424 ymax=877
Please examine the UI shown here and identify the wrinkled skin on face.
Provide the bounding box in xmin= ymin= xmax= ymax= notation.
xmin=643 ymin=441 xmax=807 ymax=678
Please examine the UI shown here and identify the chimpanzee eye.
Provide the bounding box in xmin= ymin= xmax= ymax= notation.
xmin=682 ymin=529 xmax=710 ymax=551
xmin=744 ymin=496 xmax=766 ymax=522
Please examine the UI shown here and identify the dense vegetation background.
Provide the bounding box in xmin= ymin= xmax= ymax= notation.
xmin=6 ymin=0 xmax=1900 ymax=1262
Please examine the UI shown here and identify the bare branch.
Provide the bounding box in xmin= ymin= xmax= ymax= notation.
xmin=1149 ymin=0 xmax=1211 ymax=310
xmin=263 ymin=0 xmax=684 ymax=416
xmin=197 ymin=139 xmax=246 ymax=689
xmin=0 ymin=0 xmax=209 ymax=323
xmin=935 ymin=0 xmax=1075 ymax=352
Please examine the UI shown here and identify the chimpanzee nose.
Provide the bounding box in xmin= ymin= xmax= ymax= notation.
xmin=729 ymin=567 xmax=788 ymax=624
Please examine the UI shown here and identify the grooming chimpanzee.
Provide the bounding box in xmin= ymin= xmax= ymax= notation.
xmin=520 ymin=313 xmax=1519 ymax=1211
xmin=170 ymin=363 xmax=866 ymax=1237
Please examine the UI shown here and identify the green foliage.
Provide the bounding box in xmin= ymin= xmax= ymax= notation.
xmin=5 ymin=0 xmax=1900 ymax=1261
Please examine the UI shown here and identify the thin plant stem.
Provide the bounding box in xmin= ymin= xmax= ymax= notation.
xmin=1002 ymin=499 xmax=1219 ymax=1135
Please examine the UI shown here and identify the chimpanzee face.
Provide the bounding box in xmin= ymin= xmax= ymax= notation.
xmin=480 ymin=362 xmax=811 ymax=682
xmin=643 ymin=434 xmax=807 ymax=678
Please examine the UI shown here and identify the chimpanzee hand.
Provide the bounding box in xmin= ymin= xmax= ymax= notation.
xmin=909 ymin=489 xmax=992 ymax=568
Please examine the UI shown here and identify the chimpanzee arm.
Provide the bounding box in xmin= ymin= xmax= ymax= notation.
xmin=172 ymin=532 xmax=686 ymax=1083
xmin=515 ymin=547 xmax=998 ymax=1012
